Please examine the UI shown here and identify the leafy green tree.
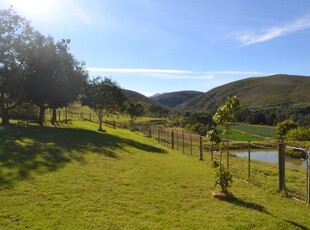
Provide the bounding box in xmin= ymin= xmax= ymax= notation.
xmin=276 ymin=119 xmax=298 ymax=139
xmin=25 ymin=34 xmax=87 ymax=125
xmin=213 ymin=96 xmax=241 ymax=139
xmin=0 ymin=8 xmax=35 ymax=125
xmin=82 ymin=77 xmax=127 ymax=131
xmin=126 ymin=101 xmax=145 ymax=130
xmin=48 ymin=39 xmax=88 ymax=125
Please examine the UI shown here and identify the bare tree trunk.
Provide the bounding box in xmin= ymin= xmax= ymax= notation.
xmin=38 ymin=105 xmax=45 ymax=126
xmin=0 ymin=103 xmax=9 ymax=125
xmin=98 ymin=113 xmax=103 ymax=131
xmin=51 ymin=108 xmax=57 ymax=125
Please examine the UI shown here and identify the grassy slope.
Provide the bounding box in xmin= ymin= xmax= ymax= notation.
xmin=177 ymin=74 xmax=310 ymax=112
xmin=1 ymin=122 xmax=310 ymax=229
xmin=151 ymin=91 xmax=203 ymax=108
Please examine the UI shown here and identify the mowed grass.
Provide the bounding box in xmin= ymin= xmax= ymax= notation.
xmin=1 ymin=122 xmax=310 ymax=229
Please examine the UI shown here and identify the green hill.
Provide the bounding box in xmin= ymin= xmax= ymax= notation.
xmin=151 ymin=90 xmax=203 ymax=108
xmin=123 ymin=89 xmax=158 ymax=105
xmin=123 ymin=89 xmax=171 ymax=116
xmin=177 ymin=74 xmax=310 ymax=112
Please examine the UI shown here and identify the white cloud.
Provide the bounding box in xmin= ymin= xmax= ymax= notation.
xmin=87 ymin=67 xmax=262 ymax=80
xmin=237 ymin=15 xmax=310 ymax=46
xmin=86 ymin=68 xmax=193 ymax=74
xmin=204 ymin=71 xmax=262 ymax=75
xmin=65 ymin=0 xmax=92 ymax=25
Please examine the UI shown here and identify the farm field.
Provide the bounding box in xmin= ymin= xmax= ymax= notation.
xmin=0 ymin=121 xmax=310 ymax=229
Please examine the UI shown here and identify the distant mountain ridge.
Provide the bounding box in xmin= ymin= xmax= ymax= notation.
xmin=176 ymin=74 xmax=310 ymax=112
xmin=151 ymin=90 xmax=204 ymax=108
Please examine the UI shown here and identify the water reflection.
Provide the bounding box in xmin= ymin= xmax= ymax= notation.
xmin=233 ymin=149 xmax=307 ymax=168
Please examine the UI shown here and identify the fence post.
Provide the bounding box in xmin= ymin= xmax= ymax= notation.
xmin=171 ymin=130 xmax=174 ymax=149
xmin=176 ymin=131 xmax=179 ymax=151
xmin=182 ymin=132 xmax=185 ymax=154
xmin=113 ymin=120 xmax=116 ymax=129
xmin=157 ymin=129 xmax=160 ymax=143
xmin=226 ymin=140 xmax=229 ymax=170
xmin=307 ymin=152 xmax=310 ymax=203
xmin=65 ymin=107 xmax=68 ymax=124
xmin=199 ymin=136 xmax=203 ymax=161
xmin=58 ymin=110 xmax=61 ymax=122
xmin=278 ymin=140 xmax=285 ymax=191
xmin=248 ymin=140 xmax=251 ymax=180
xmin=190 ymin=134 xmax=192 ymax=155
xmin=211 ymin=141 xmax=214 ymax=161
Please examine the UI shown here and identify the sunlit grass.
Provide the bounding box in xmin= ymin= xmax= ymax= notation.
xmin=0 ymin=121 xmax=310 ymax=229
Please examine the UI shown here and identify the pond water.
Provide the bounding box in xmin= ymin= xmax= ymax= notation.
xmin=233 ymin=149 xmax=307 ymax=168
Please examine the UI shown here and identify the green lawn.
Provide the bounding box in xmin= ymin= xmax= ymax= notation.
xmin=1 ymin=121 xmax=310 ymax=229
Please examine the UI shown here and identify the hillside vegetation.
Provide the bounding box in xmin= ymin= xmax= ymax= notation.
xmin=1 ymin=122 xmax=310 ymax=229
xmin=177 ymin=75 xmax=310 ymax=112
xmin=151 ymin=90 xmax=203 ymax=108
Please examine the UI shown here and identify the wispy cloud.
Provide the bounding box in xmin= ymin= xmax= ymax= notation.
xmin=237 ymin=15 xmax=310 ymax=46
xmin=86 ymin=68 xmax=193 ymax=74
xmin=204 ymin=71 xmax=263 ymax=75
xmin=87 ymin=67 xmax=262 ymax=80
xmin=65 ymin=0 xmax=92 ymax=25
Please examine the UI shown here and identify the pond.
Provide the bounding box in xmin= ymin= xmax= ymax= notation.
xmin=233 ymin=149 xmax=307 ymax=168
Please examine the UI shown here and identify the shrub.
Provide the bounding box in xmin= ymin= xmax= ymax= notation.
xmin=286 ymin=127 xmax=310 ymax=141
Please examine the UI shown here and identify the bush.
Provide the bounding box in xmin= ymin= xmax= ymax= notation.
xmin=286 ymin=127 xmax=310 ymax=141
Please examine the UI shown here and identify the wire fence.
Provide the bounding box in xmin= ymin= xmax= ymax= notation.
xmin=9 ymin=107 xmax=310 ymax=203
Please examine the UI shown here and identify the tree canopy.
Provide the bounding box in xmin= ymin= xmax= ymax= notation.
xmin=82 ymin=77 xmax=127 ymax=131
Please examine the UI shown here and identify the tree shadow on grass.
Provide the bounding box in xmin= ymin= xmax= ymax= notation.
xmin=228 ymin=197 xmax=271 ymax=215
xmin=229 ymin=197 xmax=309 ymax=229
xmin=0 ymin=125 xmax=167 ymax=188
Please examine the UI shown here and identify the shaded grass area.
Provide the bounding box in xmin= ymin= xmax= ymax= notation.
xmin=0 ymin=122 xmax=166 ymax=188
xmin=1 ymin=121 xmax=310 ymax=229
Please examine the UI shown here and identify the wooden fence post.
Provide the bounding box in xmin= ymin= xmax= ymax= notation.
xmin=226 ymin=140 xmax=229 ymax=170
xmin=307 ymin=154 xmax=310 ymax=203
xmin=182 ymin=132 xmax=185 ymax=154
xmin=248 ymin=140 xmax=251 ymax=180
xmin=171 ymin=130 xmax=174 ymax=149
xmin=211 ymin=141 xmax=214 ymax=161
xmin=157 ymin=128 xmax=160 ymax=143
xmin=190 ymin=134 xmax=192 ymax=155
xmin=278 ymin=140 xmax=285 ymax=191
xmin=176 ymin=131 xmax=179 ymax=151
xmin=199 ymin=136 xmax=203 ymax=161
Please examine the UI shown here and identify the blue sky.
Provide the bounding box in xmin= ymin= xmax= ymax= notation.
xmin=1 ymin=0 xmax=310 ymax=96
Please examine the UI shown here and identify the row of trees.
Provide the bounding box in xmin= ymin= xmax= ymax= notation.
xmin=0 ymin=8 xmax=145 ymax=129
xmin=0 ymin=8 xmax=87 ymax=125
xmin=235 ymin=106 xmax=310 ymax=127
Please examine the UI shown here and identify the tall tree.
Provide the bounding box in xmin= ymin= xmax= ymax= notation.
xmin=82 ymin=77 xmax=127 ymax=131
xmin=126 ymin=101 xmax=145 ymax=130
xmin=0 ymin=8 xmax=34 ymax=125
xmin=48 ymin=39 xmax=88 ymax=125
xmin=25 ymin=34 xmax=88 ymax=125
